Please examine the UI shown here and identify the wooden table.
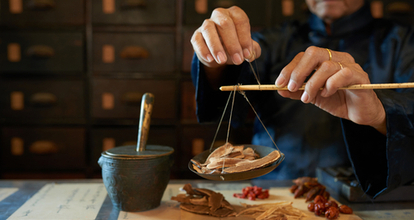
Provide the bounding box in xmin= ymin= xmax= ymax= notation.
xmin=0 ymin=179 xmax=413 ymax=220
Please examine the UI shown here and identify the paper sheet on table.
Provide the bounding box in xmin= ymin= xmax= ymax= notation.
xmin=7 ymin=183 xmax=107 ymax=220
xmin=0 ymin=188 xmax=18 ymax=202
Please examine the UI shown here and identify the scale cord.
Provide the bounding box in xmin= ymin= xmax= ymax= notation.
xmin=247 ymin=52 xmax=261 ymax=89
xmin=238 ymin=87 xmax=280 ymax=152
xmin=209 ymin=90 xmax=234 ymax=152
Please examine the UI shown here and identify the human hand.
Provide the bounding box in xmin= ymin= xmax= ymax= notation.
xmin=190 ymin=6 xmax=261 ymax=69
xmin=275 ymin=46 xmax=386 ymax=134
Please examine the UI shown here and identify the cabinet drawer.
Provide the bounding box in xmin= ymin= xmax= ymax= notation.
xmin=181 ymin=80 xmax=197 ymax=122
xmin=271 ymin=0 xmax=309 ymax=25
xmin=184 ymin=0 xmax=268 ymax=26
xmin=0 ymin=79 xmax=85 ymax=122
xmin=92 ymin=0 xmax=175 ymax=25
xmin=1 ymin=0 xmax=85 ymax=26
xmin=0 ymin=32 xmax=84 ymax=73
xmin=182 ymin=28 xmax=195 ymax=73
xmin=93 ymin=32 xmax=175 ymax=73
xmin=91 ymin=78 xmax=177 ymax=120
xmin=1 ymin=127 xmax=86 ymax=170
xmin=90 ymin=127 xmax=177 ymax=169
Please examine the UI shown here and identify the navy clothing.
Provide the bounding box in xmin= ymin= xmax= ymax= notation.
xmin=191 ymin=2 xmax=414 ymax=198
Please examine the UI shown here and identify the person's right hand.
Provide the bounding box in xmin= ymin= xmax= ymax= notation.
xmin=190 ymin=6 xmax=261 ymax=69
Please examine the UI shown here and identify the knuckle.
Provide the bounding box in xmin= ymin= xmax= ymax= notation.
xmin=200 ymin=19 xmax=213 ymax=31
xmin=305 ymin=46 xmax=319 ymax=57
xmin=343 ymin=52 xmax=355 ymax=63
xmin=216 ymin=17 xmax=232 ymax=29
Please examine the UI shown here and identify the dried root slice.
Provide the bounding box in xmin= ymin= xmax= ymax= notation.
xmin=206 ymin=158 xmax=248 ymax=170
xmin=223 ymin=150 xmax=280 ymax=173
xmin=171 ymin=183 xmax=236 ymax=218
xmin=202 ymin=143 xmax=234 ymax=166
xmin=192 ymin=142 xmax=282 ymax=175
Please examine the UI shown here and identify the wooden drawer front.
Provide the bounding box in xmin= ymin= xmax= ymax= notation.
xmin=182 ymin=28 xmax=195 ymax=73
xmin=92 ymin=0 xmax=175 ymax=25
xmin=1 ymin=127 xmax=86 ymax=170
xmin=271 ymin=0 xmax=309 ymax=25
xmin=1 ymin=0 xmax=85 ymax=26
xmin=0 ymin=80 xmax=85 ymax=121
xmin=181 ymin=80 xmax=197 ymax=122
xmin=383 ymin=0 xmax=414 ymax=24
xmin=184 ymin=0 xmax=268 ymax=26
xmin=93 ymin=33 xmax=175 ymax=73
xmin=90 ymin=127 xmax=176 ymax=169
xmin=0 ymin=32 xmax=84 ymax=73
xmin=91 ymin=79 xmax=177 ymax=120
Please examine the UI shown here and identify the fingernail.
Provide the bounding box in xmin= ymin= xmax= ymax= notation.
xmin=275 ymin=76 xmax=286 ymax=87
xmin=232 ymin=53 xmax=243 ymax=64
xmin=243 ymin=49 xmax=251 ymax=60
xmin=206 ymin=54 xmax=213 ymax=62
xmin=217 ymin=52 xmax=226 ymax=64
xmin=288 ymin=80 xmax=297 ymax=91
xmin=301 ymin=91 xmax=309 ymax=103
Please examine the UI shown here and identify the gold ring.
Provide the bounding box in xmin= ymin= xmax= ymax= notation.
xmin=326 ymin=48 xmax=332 ymax=61
xmin=338 ymin=61 xmax=343 ymax=70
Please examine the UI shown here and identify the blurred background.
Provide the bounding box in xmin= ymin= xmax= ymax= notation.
xmin=0 ymin=0 xmax=413 ymax=180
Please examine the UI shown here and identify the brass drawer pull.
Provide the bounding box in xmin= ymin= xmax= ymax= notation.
xmin=120 ymin=46 xmax=149 ymax=59
xmin=30 ymin=92 xmax=57 ymax=106
xmin=121 ymin=0 xmax=147 ymax=9
xmin=26 ymin=45 xmax=55 ymax=58
xmin=30 ymin=140 xmax=58 ymax=155
xmin=122 ymin=92 xmax=143 ymax=105
xmin=27 ymin=0 xmax=56 ymax=10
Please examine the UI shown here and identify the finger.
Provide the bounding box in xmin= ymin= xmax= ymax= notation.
xmin=287 ymin=46 xmax=330 ymax=92
xmin=301 ymin=61 xmax=341 ymax=103
xmin=251 ymin=40 xmax=262 ymax=61
xmin=191 ymin=30 xmax=215 ymax=65
xmin=287 ymin=47 xmax=354 ymax=92
xmin=198 ymin=19 xmax=228 ymax=64
xmin=211 ymin=8 xmax=244 ymax=65
xmin=228 ymin=6 xmax=253 ymax=60
xmin=275 ymin=52 xmax=304 ymax=88
xmin=322 ymin=63 xmax=370 ymax=97
xmin=277 ymin=90 xmax=303 ymax=100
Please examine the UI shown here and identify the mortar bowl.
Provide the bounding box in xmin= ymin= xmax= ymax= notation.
xmin=98 ymin=145 xmax=174 ymax=212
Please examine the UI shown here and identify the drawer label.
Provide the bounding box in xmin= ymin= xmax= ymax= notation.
xmin=9 ymin=0 xmax=23 ymax=14
xmin=102 ymin=44 xmax=115 ymax=63
xmin=102 ymin=92 xmax=114 ymax=110
xmin=103 ymin=0 xmax=115 ymax=14
xmin=8 ymin=43 xmax=21 ymax=62
xmin=10 ymin=91 xmax=24 ymax=110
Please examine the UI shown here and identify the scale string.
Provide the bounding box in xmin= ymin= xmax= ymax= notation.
xmin=237 ymin=87 xmax=280 ymax=152
xmin=209 ymin=89 xmax=234 ymax=152
xmin=247 ymin=52 xmax=261 ymax=89
xmin=221 ymin=86 xmax=237 ymax=173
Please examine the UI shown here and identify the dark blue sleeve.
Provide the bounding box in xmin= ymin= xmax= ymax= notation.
xmin=342 ymin=89 xmax=414 ymax=198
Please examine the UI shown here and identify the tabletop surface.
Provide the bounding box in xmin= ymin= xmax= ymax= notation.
xmin=0 ymin=179 xmax=413 ymax=220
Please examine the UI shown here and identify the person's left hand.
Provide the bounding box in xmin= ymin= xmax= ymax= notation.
xmin=275 ymin=46 xmax=386 ymax=134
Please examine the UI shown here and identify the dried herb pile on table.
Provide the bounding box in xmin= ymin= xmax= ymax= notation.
xmin=171 ymin=183 xmax=236 ymax=217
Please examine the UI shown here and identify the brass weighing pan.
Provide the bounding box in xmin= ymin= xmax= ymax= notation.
xmin=189 ymin=144 xmax=284 ymax=181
